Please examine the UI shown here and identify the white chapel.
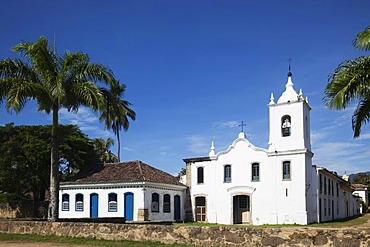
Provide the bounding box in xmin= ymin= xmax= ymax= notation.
xmin=183 ymin=71 xmax=360 ymax=225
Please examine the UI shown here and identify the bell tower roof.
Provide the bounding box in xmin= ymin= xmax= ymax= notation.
xmin=277 ymin=71 xmax=299 ymax=104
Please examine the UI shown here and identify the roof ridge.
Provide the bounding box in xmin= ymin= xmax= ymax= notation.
xmin=137 ymin=160 xmax=146 ymax=181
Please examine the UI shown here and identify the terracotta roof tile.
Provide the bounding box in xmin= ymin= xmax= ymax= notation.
xmin=63 ymin=160 xmax=184 ymax=186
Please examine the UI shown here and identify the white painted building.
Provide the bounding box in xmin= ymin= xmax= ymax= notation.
xmin=351 ymin=183 xmax=369 ymax=213
xmin=183 ymin=72 xmax=360 ymax=225
xmin=59 ymin=160 xmax=187 ymax=222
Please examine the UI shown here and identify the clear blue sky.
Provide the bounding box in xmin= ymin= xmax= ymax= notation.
xmin=1 ymin=0 xmax=369 ymax=175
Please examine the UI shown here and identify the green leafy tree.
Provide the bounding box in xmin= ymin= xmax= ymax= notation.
xmin=0 ymin=124 xmax=49 ymax=207
xmin=100 ymin=82 xmax=136 ymax=161
xmin=0 ymin=36 xmax=120 ymax=221
xmin=58 ymin=124 xmax=99 ymax=177
xmin=93 ymin=137 xmax=119 ymax=163
xmin=323 ymin=25 xmax=370 ymax=137
xmin=352 ymin=172 xmax=370 ymax=186
xmin=0 ymin=124 xmax=100 ymax=216
xmin=176 ymin=167 xmax=186 ymax=179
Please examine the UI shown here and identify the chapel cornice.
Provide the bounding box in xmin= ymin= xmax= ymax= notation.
xmin=267 ymin=148 xmax=314 ymax=157
xmin=210 ymin=133 xmax=267 ymax=160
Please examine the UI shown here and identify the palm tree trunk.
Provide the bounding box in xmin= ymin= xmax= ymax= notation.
xmin=117 ymin=129 xmax=121 ymax=162
xmin=48 ymin=105 xmax=59 ymax=221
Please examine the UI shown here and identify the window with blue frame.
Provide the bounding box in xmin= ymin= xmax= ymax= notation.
xmin=224 ymin=165 xmax=231 ymax=183
xmin=108 ymin=193 xmax=118 ymax=212
xmin=252 ymin=163 xmax=260 ymax=181
xmin=62 ymin=194 xmax=69 ymax=211
xmin=282 ymin=161 xmax=291 ymax=180
xmin=75 ymin=194 xmax=84 ymax=211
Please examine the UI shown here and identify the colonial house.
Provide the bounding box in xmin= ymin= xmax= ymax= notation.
xmin=183 ymin=71 xmax=360 ymax=225
xmin=59 ymin=160 xmax=187 ymax=221
xmin=351 ymin=183 xmax=369 ymax=213
xmin=342 ymin=173 xmax=369 ymax=213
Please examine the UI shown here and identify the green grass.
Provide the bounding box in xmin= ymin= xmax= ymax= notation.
xmin=0 ymin=233 xmax=197 ymax=247
xmin=309 ymin=213 xmax=370 ymax=228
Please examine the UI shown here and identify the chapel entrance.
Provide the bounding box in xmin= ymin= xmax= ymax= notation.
xmin=233 ymin=195 xmax=250 ymax=224
xmin=195 ymin=196 xmax=206 ymax=222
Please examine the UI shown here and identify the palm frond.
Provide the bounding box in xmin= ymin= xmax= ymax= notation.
xmin=352 ymin=97 xmax=370 ymax=137
xmin=13 ymin=36 xmax=58 ymax=85
xmin=353 ymin=25 xmax=370 ymax=51
xmin=323 ymin=56 xmax=370 ymax=109
xmin=5 ymin=80 xmax=46 ymax=113
xmin=84 ymin=63 xmax=115 ymax=85
xmin=66 ymin=81 xmax=102 ymax=112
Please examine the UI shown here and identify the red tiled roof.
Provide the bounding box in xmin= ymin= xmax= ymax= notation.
xmin=352 ymin=183 xmax=369 ymax=190
xmin=63 ymin=160 xmax=184 ymax=186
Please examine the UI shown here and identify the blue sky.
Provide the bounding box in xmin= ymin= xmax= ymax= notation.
xmin=1 ymin=0 xmax=369 ymax=176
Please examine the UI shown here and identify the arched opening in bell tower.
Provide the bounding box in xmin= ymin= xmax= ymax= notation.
xmin=281 ymin=115 xmax=291 ymax=137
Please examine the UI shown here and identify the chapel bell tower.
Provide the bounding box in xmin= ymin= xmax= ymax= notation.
xmin=268 ymin=70 xmax=312 ymax=153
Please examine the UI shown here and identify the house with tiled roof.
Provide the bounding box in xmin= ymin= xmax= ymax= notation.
xmin=351 ymin=183 xmax=369 ymax=213
xmin=59 ymin=160 xmax=187 ymax=221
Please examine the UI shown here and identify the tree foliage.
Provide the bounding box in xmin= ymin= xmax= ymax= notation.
xmin=99 ymin=83 xmax=136 ymax=161
xmin=352 ymin=172 xmax=370 ymax=186
xmin=92 ymin=137 xmax=119 ymax=163
xmin=323 ymin=25 xmax=370 ymax=137
xmin=0 ymin=124 xmax=99 ymax=208
xmin=0 ymin=36 xmax=131 ymax=221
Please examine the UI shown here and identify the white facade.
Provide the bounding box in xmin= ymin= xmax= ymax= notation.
xmin=352 ymin=184 xmax=369 ymax=213
xmin=316 ymin=168 xmax=360 ymax=222
xmin=59 ymin=161 xmax=187 ymax=222
xmin=184 ymin=72 xmax=360 ymax=225
xmin=59 ymin=182 xmax=186 ymax=221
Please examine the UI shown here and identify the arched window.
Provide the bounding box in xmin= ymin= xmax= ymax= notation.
xmin=108 ymin=193 xmax=117 ymax=212
xmin=224 ymin=165 xmax=231 ymax=183
xmin=282 ymin=161 xmax=291 ymax=180
xmin=197 ymin=167 xmax=204 ymax=184
xmin=251 ymin=163 xmax=260 ymax=181
xmin=151 ymin=193 xmax=159 ymax=212
xmin=62 ymin=194 xmax=69 ymax=211
xmin=281 ymin=115 xmax=291 ymax=137
xmin=163 ymin=194 xmax=171 ymax=213
xmin=75 ymin=194 xmax=84 ymax=211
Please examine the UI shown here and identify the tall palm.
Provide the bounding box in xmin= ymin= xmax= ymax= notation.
xmin=323 ymin=25 xmax=370 ymax=137
xmin=93 ymin=137 xmax=119 ymax=163
xmin=100 ymin=82 xmax=136 ymax=161
xmin=0 ymin=36 xmax=117 ymax=221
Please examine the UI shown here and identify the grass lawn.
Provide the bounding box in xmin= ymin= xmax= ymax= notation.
xmin=0 ymin=233 xmax=197 ymax=247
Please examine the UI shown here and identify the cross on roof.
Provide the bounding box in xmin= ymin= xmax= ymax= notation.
xmin=287 ymin=57 xmax=292 ymax=72
xmin=239 ymin=121 xmax=246 ymax=132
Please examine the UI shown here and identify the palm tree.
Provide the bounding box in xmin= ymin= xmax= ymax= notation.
xmin=93 ymin=137 xmax=119 ymax=163
xmin=0 ymin=36 xmax=118 ymax=221
xmin=323 ymin=25 xmax=370 ymax=137
xmin=100 ymin=82 xmax=136 ymax=161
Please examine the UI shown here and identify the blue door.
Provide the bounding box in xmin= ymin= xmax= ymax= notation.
xmin=124 ymin=192 xmax=134 ymax=220
xmin=90 ymin=193 xmax=98 ymax=218
xmin=174 ymin=195 xmax=181 ymax=220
